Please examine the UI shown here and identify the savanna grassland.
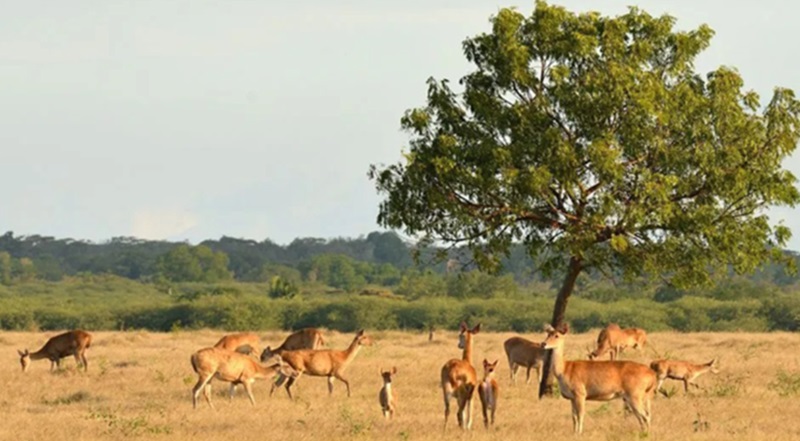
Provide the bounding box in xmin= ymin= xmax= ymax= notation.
xmin=2 ymin=329 xmax=800 ymax=441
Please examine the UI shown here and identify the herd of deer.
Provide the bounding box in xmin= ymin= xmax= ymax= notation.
xmin=16 ymin=323 xmax=719 ymax=435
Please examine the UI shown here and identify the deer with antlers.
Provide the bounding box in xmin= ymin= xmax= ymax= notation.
xmin=441 ymin=322 xmax=480 ymax=431
xmin=378 ymin=367 xmax=398 ymax=419
xmin=650 ymin=358 xmax=719 ymax=395
xmin=478 ymin=359 xmax=499 ymax=429
xmin=588 ymin=323 xmax=647 ymax=360
xmin=18 ymin=330 xmax=92 ymax=372
xmin=542 ymin=323 xmax=656 ymax=434
xmin=270 ymin=329 xmax=372 ymax=399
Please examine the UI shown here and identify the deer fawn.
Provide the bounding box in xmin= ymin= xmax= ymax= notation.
xmin=18 ymin=330 xmax=92 ymax=372
xmin=379 ymin=367 xmax=398 ymax=419
xmin=588 ymin=323 xmax=647 ymax=361
xmin=190 ymin=347 xmax=295 ymax=409
xmin=478 ymin=359 xmax=499 ymax=429
xmin=650 ymin=358 xmax=719 ymax=395
xmin=503 ymin=336 xmax=547 ymax=386
xmin=272 ymin=329 xmax=372 ymax=399
xmin=214 ymin=332 xmax=261 ymax=356
xmin=542 ymin=323 xmax=656 ymax=434
xmin=441 ymin=322 xmax=480 ymax=431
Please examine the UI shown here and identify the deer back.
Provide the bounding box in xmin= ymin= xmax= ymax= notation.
xmin=41 ymin=330 xmax=92 ymax=358
xmin=563 ymin=360 xmax=655 ymax=399
xmin=214 ymin=332 xmax=260 ymax=355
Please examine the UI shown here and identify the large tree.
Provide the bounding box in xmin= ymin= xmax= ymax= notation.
xmin=369 ymin=2 xmax=800 ymax=396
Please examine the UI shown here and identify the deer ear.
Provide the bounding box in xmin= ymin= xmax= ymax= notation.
xmin=483 ymin=358 xmax=489 ymax=367
xmin=356 ymin=329 xmax=365 ymax=337
xmin=459 ymin=322 xmax=467 ymax=332
xmin=392 ymin=366 xmax=397 ymax=375
xmin=558 ymin=323 xmax=570 ymax=334
xmin=472 ymin=323 xmax=481 ymax=334
xmin=492 ymin=359 xmax=499 ymax=367
xmin=17 ymin=350 xmax=24 ymax=357
xmin=544 ymin=324 xmax=555 ymax=333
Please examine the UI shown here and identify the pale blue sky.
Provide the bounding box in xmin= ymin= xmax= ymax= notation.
xmin=2 ymin=1 xmax=799 ymax=249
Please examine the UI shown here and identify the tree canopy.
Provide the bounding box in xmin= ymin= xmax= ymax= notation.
xmin=370 ymin=1 xmax=800 ymax=393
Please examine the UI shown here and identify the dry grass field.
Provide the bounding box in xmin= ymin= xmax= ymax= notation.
xmin=2 ymin=328 xmax=800 ymax=441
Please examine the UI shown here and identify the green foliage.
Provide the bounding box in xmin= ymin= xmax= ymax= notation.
xmin=155 ymin=244 xmax=232 ymax=283
xmin=768 ymin=370 xmax=800 ymax=397
xmin=268 ymin=276 xmax=299 ymax=299
xmin=370 ymin=1 xmax=800 ymax=321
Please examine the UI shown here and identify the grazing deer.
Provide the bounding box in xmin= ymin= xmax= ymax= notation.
xmin=588 ymin=323 xmax=647 ymax=361
xmin=190 ymin=347 xmax=295 ymax=409
xmin=542 ymin=323 xmax=656 ymax=435
xmin=441 ymin=322 xmax=481 ymax=431
xmin=18 ymin=330 xmax=92 ymax=372
xmin=650 ymin=358 xmax=719 ymax=395
xmin=503 ymin=336 xmax=547 ymax=386
xmin=273 ymin=329 xmax=372 ymax=399
xmin=379 ymin=367 xmax=398 ymax=419
xmin=478 ymin=359 xmax=499 ymax=429
xmin=214 ymin=332 xmax=261 ymax=356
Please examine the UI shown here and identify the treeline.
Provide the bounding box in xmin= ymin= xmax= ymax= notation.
xmin=2 ymin=230 xmax=800 ymax=333
xmin=0 ymin=274 xmax=799 ymax=333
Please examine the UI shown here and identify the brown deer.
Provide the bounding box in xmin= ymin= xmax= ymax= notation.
xmin=650 ymin=358 xmax=719 ymax=395
xmin=542 ymin=323 xmax=656 ymax=435
xmin=503 ymin=336 xmax=547 ymax=386
xmin=478 ymin=359 xmax=499 ymax=429
xmin=272 ymin=329 xmax=372 ymax=399
xmin=190 ymin=347 xmax=296 ymax=409
xmin=588 ymin=323 xmax=647 ymax=361
xmin=378 ymin=366 xmax=398 ymax=419
xmin=214 ymin=332 xmax=261 ymax=355
xmin=441 ymin=322 xmax=480 ymax=431
xmin=18 ymin=330 xmax=92 ymax=372
xmin=261 ymin=327 xmax=326 ymax=393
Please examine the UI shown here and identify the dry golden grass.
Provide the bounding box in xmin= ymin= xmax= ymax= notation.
xmin=3 ymin=328 xmax=800 ymax=440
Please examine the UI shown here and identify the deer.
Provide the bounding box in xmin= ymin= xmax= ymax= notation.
xmin=214 ymin=332 xmax=261 ymax=356
xmin=261 ymin=327 xmax=326 ymax=393
xmin=650 ymin=358 xmax=719 ymax=395
xmin=478 ymin=359 xmax=499 ymax=429
xmin=503 ymin=336 xmax=547 ymax=386
xmin=441 ymin=322 xmax=481 ymax=431
xmin=271 ymin=329 xmax=372 ymax=399
xmin=588 ymin=323 xmax=647 ymax=361
xmin=190 ymin=347 xmax=296 ymax=409
xmin=379 ymin=367 xmax=398 ymax=419
xmin=18 ymin=330 xmax=92 ymax=372
xmin=542 ymin=323 xmax=656 ymax=435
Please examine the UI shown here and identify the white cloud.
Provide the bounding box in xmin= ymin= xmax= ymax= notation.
xmin=130 ymin=209 xmax=199 ymax=241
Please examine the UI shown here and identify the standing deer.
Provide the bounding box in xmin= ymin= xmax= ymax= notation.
xmin=650 ymin=358 xmax=719 ymax=395
xmin=441 ymin=322 xmax=481 ymax=431
xmin=542 ymin=323 xmax=656 ymax=435
xmin=214 ymin=332 xmax=261 ymax=356
xmin=588 ymin=323 xmax=647 ymax=360
xmin=272 ymin=329 xmax=372 ymax=399
xmin=503 ymin=336 xmax=547 ymax=386
xmin=190 ymin=347 xmax=295 ymax=409
xmin=378 ymin=367 xmax=398 ymax=419
xmin=478 ymin=359 xmax=499 ymax=429
xmin=18 ymin=330 xmax=92 ymax=372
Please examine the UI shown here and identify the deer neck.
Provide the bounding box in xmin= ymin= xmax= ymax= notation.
xmin=338 ymin=338 xmax=363 ymax=370
xmin=549 ymin=341 xmax=567 ymax=379
xmin=462 ymin=334 xmax=473 ymax=364
xmin=29 ymin=350 xmax=49 ymax=361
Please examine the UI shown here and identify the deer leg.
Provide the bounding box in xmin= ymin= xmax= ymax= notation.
xmin=327 ymin=376 xmax=334 ymax=395
xmin=442 ymin=385 xmax=453 ymax=432
xmin=573 ymin=394 xmax=586 ymax=434
xmin=480 ymin=393 xmax=489 ymax=429
xmin=229 ymin=383 xmax=237 ymax=400
xmin=455 ymin=391 xmax=466 ymax=429
xmin=243 ymin=381 xmax=256 ymax=406
xmin=203 ymin=383 xmax=214 ymax=410
xmin=80 ymin=351 xmax=88 ymax=371
xmin=334 ymin=372 xmax=351 ymax=397
xmin=525 ymin=366 xmax=532 ymax=384
xmin=284 ymin=371 xmax=302 ymax=400
xmin=627 ymin=395 xmax=650 ymax=432
xmin=270 ymin=373 xmax=286 ymax=396
xmin=466 ymin=393 xmax=474 ymax=430
xmin=509 ymin=362 xmax=517 ymax=384
xmin=192 ymin=374 xmax=212 ymax=409
xmin=683 ymin=379 xmax=690 ymax=393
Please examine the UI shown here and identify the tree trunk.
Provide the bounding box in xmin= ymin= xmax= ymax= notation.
xmin=538 ymin=255 xmax=583 ymax=399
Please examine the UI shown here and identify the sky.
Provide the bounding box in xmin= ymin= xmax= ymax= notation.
xmin=2 ymin=0 xmax=800 ymax=249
